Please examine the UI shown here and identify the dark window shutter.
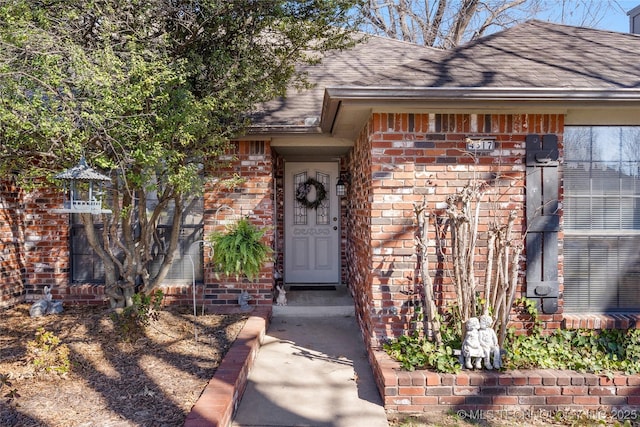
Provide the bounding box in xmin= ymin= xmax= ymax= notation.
xmin=525 ymin=134 xmax=560 ymax=314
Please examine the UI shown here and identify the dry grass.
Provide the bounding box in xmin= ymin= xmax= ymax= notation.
xmin=0 ymin=303 xmax=247 ymax=427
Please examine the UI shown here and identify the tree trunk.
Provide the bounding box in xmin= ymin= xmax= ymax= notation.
xmin=77 ymin=184 xmax=189 ymax=307
xmin=79 ymin=212 xmax=126 ymax=308
xmin=414 ymin=200 xmax=442 ymax=344
xmin=140 ymin=194 xmax=184 ymax=294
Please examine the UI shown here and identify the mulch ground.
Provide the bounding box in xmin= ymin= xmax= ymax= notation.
xmin=0 ymin=303 xmax=247 ymax=427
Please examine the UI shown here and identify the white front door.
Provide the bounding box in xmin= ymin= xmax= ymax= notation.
xmin=284 ymin=162 xmax=340 ymax=283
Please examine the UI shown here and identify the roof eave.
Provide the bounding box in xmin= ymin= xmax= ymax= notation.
xmin=247 ymin=88 xmax=640 ymax=137
xmin=325 ymin=86 xmax=640 ymax=102
xmin=321 ymin=86 xmax=640 ymax=134
xmin=247 ymin=125 xmax=323 ymax=136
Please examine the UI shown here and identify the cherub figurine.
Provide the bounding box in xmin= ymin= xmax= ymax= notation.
xmin=479 ymin=314 xmax=502 ymax=369
xmin=461 ymin=317 xmax=484 ymax=369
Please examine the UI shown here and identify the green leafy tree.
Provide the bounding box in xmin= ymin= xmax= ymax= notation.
xmin=0 ymin=0 xmax=362 ymax=308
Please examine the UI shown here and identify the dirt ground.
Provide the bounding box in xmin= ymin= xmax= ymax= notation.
xmin=387 ymin=403 xmax=640 ymax=426
xmin=0 ymin=303 xmax=247 ymax=427
xmin=3 ymin=304 xmax=635 ymax=427
xmin=387 ymin=411 xmax=637 ymax=427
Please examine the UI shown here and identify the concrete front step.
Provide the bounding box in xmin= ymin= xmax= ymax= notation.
xmin=273 ymin=284 xmax=355 ymax=317
xmin=273 ymin=304 xmax=355 ymax=317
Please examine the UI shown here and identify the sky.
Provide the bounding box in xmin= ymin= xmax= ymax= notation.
xmin=497 ymin=1 xmax=638 ymax=33
xmin=597 ymin=0 xmax=638 ymax=32
xmin=540 ymin=0 xmax=640 ymax=33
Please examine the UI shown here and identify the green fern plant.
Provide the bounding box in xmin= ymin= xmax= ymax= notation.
xmin=208 ymin=217 xmax=272 ymax=281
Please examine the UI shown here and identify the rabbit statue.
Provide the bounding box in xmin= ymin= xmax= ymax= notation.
xmin=29 ymin=286 xmax=64 ymax=317
xmin=30 ymin=286 xmax=52 ymax=317
xmin=276 ymin=284 xmax=287 ymax=306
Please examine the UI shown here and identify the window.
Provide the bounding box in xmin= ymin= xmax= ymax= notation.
xmin=249 ymin=141 xmax=265 ymax=156
xmin=563 ymin=127 xmax=640 ymax=312
xmin=148 ymin=197 xmax=204 ymax=283
xmin=71 ymin=197 xmax=204 ymax=284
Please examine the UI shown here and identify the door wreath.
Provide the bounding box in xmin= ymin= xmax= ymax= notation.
xmin=295 ymin=177 xmax=327 ymax=209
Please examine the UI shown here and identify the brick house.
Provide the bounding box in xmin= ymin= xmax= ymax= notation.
xmin=2 ymin=20 xmax=640 ymax=410
xmin=259 ymin=20 xmax=640 ymax=340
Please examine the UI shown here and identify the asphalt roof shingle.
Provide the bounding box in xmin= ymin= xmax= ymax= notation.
xmin=251 ymin=20 xmax=640 ymax=128
xmin=371 ymin=20 xmax=640 ymax=89
xmin=252 ymin=34 xmax=438 ymax=126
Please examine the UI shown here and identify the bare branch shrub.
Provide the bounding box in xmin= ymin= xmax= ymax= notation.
xmin=414 ymin=180 xmax=523 ymax=347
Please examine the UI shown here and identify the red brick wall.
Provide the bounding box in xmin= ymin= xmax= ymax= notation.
xmin=198 ymin=140 xmax=275 ymax=307
xmin=0 ymin=179 xmax=26 ymax=307
xmin=346 ymin=118 xmax=376 ymax=348
xmin=0 ymin=179 xmax=69 ymax=307
xmin=159 ymin=141 xmax=276 ymax=308
xmin=273 ymin=154 xmax=285 ymax=281
xmin=23 ymin=187 xmax=71 ymax=301
xmin=0 ymin=141 xmax=275 ymax=310
xmin=347 ymin=113 xmax=565 ymax=347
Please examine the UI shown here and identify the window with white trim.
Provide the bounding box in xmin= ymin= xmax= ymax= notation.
xmin=563 ymin=126 xmax=640 ymax=312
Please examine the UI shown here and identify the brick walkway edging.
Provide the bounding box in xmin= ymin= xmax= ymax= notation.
xmin=370 ymin=349 xmax=640 ymax=413
xmin=183 ymin=306 xmax=271 ymax=427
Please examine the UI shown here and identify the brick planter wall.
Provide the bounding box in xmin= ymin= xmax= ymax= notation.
xmin=371 ymin=349 xmax=640 ymax=415
xmin=184 ymin=306 xmax=270 ymax=427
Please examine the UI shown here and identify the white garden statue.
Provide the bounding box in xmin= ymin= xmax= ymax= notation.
xmin=29 ymin=286 xmax=64 ymax=317
xmin=479 ymin=314 xmax=502 ymax=369
xmin=275 ymin=284 xmax=287 ymax=306
xmin=461 ymin=317 xmax=484 ymax=369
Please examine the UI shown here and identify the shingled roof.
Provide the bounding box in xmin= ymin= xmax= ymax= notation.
xmin=251 ymin=20 xmax=640 ymax=131
xmin=369 ymin=20 xmax=640 ymax=89
xmin=251 ymin=34 xmax=437 ymax=127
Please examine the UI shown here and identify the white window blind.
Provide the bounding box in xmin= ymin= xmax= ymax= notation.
xmin=563 ymin=127 xmax=640 ymax=312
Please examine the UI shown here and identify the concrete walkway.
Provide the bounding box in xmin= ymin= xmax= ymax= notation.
xmin=231 ymin=313 xmax=389 ymax=427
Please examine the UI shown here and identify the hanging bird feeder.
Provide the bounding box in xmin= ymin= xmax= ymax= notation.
xmin=53 ymin=157 xmax=112 ymax=214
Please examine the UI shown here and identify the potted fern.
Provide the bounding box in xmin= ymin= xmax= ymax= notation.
xmin=208 ymin=217 xmax=272 ymax=282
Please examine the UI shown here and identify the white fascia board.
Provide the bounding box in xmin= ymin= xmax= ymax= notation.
xmin=324 ymin=87 xmax=640 ymax=102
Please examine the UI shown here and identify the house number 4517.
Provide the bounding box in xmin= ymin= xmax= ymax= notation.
xmin=465 ymin=137 xmax=496 ymax=152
